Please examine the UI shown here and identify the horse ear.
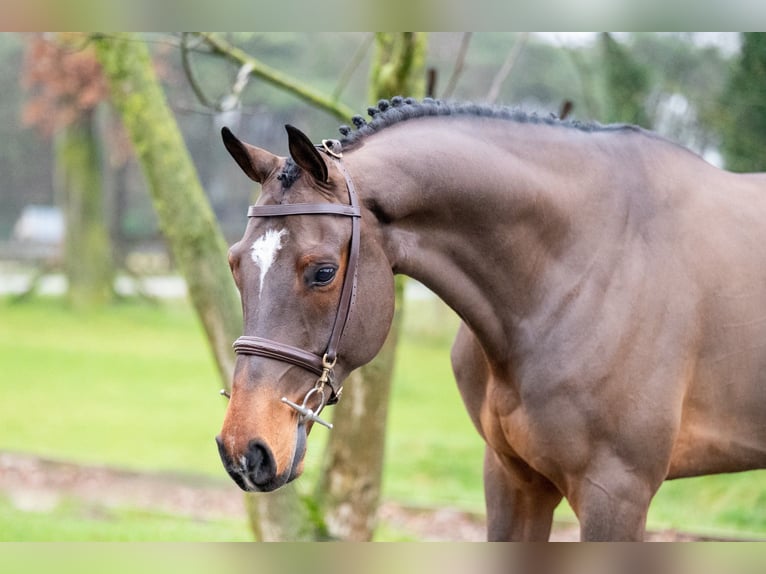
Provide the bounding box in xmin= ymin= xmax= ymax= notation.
xmin=285 ymin=124 xmax=328 ymax=183
xmin=221 ymin=127 xmax=281 ymax=184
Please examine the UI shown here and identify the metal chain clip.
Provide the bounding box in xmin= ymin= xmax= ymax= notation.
xmin=280 ymin=354 xmax=336 ymax=429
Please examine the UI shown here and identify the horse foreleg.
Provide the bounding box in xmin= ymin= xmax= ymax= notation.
xmin=484 ymin=447 xmax=563 ymax=541
xmin=569 ymin=457 xmax=659 ymax=541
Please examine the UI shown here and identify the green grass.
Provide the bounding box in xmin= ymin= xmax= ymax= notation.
xmin=0 ymin=298 xmax=225 ymax=477
xmin=649 ymin=473 xmax=766 ymax=538
xmin=385 ymin=323 xmax=484 ymax=511
xmin=0 ymin=493 xmax=250 ymax=541
xmin=1 ymin=294 xmax=765 ymax=540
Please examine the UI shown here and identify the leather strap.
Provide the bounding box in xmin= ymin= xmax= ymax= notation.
xmin=323 ymin=158 xmax=360 ymax=364
xmin=233 ymin=336 xmax=324 ymax=376
xmin=248 ymin=203 xmax=360 ymax=218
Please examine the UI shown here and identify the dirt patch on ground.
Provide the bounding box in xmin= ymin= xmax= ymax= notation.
xmin=0 ymin=452 xmax=728 ymax=541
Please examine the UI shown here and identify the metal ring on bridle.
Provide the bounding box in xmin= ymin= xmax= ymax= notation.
xmin=281 ymin=386 xmax=333 ymax=429
xmin=303 ymin=386 xmax=326 ymax=413
xmin=321 ymin=139 xmax=343 ymax=159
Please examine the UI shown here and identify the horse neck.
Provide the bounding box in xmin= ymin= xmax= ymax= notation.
xmin=346 ymin=118 xmax=627 ymax=363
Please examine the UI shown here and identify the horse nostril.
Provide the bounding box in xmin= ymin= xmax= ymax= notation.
xmin=246 ymin=439 xmax=276 ymax=485
xmin=215 ymin=435 xmax=278 ymax=491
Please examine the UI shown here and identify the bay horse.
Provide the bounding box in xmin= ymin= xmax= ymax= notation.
xmin=216 ymin=97 xmax=766 ymax=541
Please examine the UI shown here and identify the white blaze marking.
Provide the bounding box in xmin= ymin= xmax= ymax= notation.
xmin=250 ymin=228 xmax=288 ymax=295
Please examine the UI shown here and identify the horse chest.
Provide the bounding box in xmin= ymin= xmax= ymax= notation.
xmin=477 ymin=374 xmax=569 ymax=473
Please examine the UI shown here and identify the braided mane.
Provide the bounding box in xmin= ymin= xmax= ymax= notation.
xmin=278 ymin=97 xmax=637 ymax=189
xmin=336 ymin=96 xmax=632 ymax=150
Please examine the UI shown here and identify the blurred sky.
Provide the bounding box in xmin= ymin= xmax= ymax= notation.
xmin=535 ymin=32 xmax=741 ymax=56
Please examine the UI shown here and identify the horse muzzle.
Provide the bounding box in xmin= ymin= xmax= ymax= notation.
xmin=215 ymin=428 xmax=307 ymax=492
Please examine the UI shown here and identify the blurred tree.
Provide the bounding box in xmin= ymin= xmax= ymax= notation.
xmin=93 ymin=33 xmax=242 ymax=391
xmin=22 ymin=34 xmax=114 ymax=308
xmin=600 ymin=33 xmax=652 ymax=127
xmin=0 ymin=35 xmax=54 ymax=239
xmin=486 ymin=33 xmax=529 ymax=103
xmin=55 ymin=111 xmax=113 ymax=308
xmin=720 ymin=33 xmax=766 ymax=172
xmin=193 ymin=32 xmax=354 ymax=121
xmin=629 ymin=33 xmax=731 ymax=159
xmin=315 ymin=32 xmax=427 ymax=541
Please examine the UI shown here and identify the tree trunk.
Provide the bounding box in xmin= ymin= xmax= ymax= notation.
xmin=316 ymin=32 xmax=427 ymax=541
xmin=93 ymin=34 xmax=317 ymax=540
xmin=93 ymin=33 xmax=242 ymax=385
xmin=56 ymin=109 xmax=114 ymax=309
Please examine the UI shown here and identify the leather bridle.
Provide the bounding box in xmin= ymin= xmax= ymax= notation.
xmin=226 ymin=140 xmax=360 ymax=430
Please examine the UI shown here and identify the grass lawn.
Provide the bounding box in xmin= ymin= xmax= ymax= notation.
xmin=0 ymin=494 xmax=251 ymax=541
xmin=0 ymin=298 xmax=226 ymax=477
xmin=1 ymin=293 xmax=765 ymax=540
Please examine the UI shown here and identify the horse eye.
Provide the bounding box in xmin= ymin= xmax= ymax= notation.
xmin=313 ymin=266 xmax=337 ymax=286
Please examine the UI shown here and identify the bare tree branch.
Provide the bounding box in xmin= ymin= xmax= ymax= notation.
xmin=195 ymin=32 xmax=355 ymax=122
xmin=183 ymin=31 xmax=256 ymax=112
xmin=333 ymin=33 xmax=375 ymax=101
xmin=486 ymin=32 xmax=529 ymax=104
xmin=442 ymin=32 xmax=472 ymax=99
xmin=180 ymin=33 xmax=219 ymax=110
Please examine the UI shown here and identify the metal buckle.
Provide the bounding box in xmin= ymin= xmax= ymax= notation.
xmin=319 ymin=353 xmax=337 ymax=384
xmin=321 ymin=139 xmax=343 ymax=159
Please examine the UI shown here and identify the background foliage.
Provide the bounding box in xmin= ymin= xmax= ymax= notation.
xmin=0 ymin=33 xmax=742 ymax=242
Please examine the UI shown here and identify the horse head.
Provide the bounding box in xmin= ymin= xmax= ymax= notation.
xmin=216 ymin=125 xmax=395 ymax=491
